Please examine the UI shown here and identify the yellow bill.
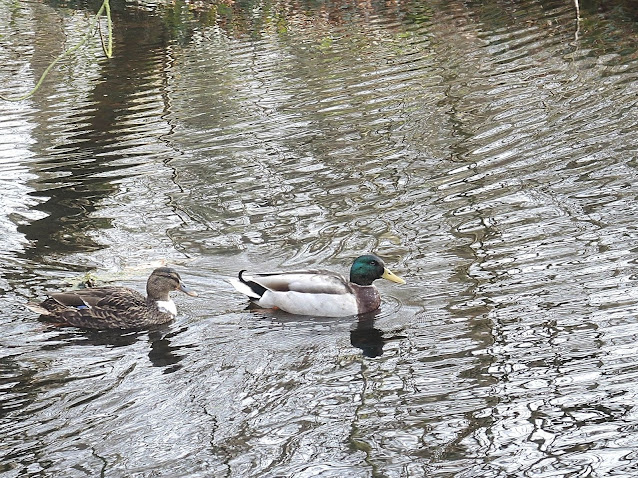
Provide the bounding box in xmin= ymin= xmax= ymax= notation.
xmin=382 ymin=268 xmax=406 ymax=285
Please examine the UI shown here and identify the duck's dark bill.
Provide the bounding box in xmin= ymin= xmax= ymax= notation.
xmin=179 ymin=283 xmax=198 ymax=297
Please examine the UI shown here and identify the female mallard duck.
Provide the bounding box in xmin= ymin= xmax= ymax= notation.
xmin=228 ymin=254 xmax=405 ymax=317
xmin=27 ymin=267 xmax=197 ymax=329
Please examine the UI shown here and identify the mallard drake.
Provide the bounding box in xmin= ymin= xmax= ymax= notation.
xmin=27 ymin=267 xmax=197 ymax=329
xmin=228 ymin=254 xmax=405 ymax=317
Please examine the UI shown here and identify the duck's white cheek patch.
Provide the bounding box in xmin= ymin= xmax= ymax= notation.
xmin=156 ymin=300 xmax=177 ymax=316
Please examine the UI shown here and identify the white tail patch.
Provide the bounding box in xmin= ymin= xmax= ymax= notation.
xmin=227 ymin=277 xmax=262 ymax=299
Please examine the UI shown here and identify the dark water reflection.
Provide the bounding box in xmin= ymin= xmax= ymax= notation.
xmin=2 ymin=0 xmax=638 ymax=476
xmin=17 ymin=4 xmax=175 ymax=263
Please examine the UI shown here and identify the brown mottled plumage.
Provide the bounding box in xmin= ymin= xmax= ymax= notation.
xmin=27 ymin=267 xmax=197 ymax=329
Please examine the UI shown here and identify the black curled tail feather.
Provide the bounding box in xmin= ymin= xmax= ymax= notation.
xmin=239 ymin=270 xmax=267 ymax=298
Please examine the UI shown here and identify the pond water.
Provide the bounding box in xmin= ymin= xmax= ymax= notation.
xmin=1 ymin=0 xmax=638 ymax=476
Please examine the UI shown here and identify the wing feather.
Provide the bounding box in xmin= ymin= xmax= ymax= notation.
xmin=51 ymin=287 xmax=145 ymax=308
xmin=249 ymin=270 xmax=351 ymax=295
xmin=36 ymin=287 xmax=152 ymax=328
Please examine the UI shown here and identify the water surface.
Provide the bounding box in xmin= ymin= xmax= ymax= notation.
xmin=1 ymin=0 xmax=638 ymax=476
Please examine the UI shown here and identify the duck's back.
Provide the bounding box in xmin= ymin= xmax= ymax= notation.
xmin=251 ymin=270 xmax=351 ymax=294
xmin=38 ymin=286 xmax=168 ymax=329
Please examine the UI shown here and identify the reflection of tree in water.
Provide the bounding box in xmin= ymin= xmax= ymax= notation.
xmin=23 ymin=0 xmax=635 ymax=265
xmin=20 ymin=2 xmax=172 ymax=263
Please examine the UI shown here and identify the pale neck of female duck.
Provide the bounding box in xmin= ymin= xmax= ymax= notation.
xmin=147 ymin=295 xmax=177 ymax=316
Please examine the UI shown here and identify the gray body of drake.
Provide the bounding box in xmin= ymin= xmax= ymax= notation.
xmin=229 ymin=254 xmax=405 ymax=317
